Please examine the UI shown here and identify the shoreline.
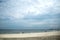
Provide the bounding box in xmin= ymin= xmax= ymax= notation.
xmin=0 ymin=31 xmax=60 ymax=38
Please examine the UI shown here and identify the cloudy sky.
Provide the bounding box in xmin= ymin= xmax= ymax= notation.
xmin=0 ymin=0 xmax=60 ymax=29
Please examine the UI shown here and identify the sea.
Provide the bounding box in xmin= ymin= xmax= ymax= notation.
xmin=0 ymin=29 xmax=60 ymax=34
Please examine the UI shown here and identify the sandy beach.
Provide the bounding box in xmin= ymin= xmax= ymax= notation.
xmin=0 ymin=31 xmax=60 ymax=40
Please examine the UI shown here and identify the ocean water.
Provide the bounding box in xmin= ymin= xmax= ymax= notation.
xmin=0 ymin=29 xmax=60 ymax=34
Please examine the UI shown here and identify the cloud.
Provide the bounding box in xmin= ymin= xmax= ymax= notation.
xmin=0 ymin=0 xmax=60 ymax=29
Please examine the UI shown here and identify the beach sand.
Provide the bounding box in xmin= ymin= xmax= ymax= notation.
xmin=0 ymin=31 xmax=60 ymax=40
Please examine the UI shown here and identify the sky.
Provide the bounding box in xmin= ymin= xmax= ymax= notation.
xmin=0 ymin=0 xmax=60 ymax=29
